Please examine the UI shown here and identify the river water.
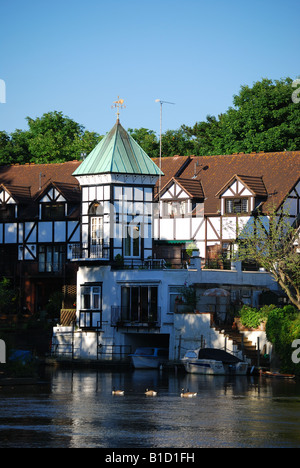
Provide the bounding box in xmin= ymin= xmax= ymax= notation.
xmin=0 ymin=368 xmax=300 ymax=449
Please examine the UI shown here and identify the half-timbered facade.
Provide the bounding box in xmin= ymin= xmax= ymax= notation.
xmin=0 ymin=119 xmax=299 ymax=360
xmin=0 ymin=161 xmax=81 ymax=314
xmin=154 ymin=152 xmax=300 ymax=269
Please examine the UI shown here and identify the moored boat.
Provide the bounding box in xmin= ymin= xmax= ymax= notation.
xmin=260 ymin=370 xmax=295 ymax=379
xmin=182 ymin=347 xmax=248 ymax=375
xmin=129 ymin=347 xmax=169 ymax=369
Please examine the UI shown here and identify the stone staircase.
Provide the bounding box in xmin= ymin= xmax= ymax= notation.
xmin=214 ymin=324 xmax=270 ymax=369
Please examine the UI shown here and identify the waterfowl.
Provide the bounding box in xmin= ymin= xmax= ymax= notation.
xmin=112 ymin=388 xmax=124 ymax=395
xmin=180 ymin=388 xmax=197 ymax=398
xmin=145 ymin=389 xmax=157 ymax=396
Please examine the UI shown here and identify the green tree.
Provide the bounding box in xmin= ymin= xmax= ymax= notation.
xmin=26 ymin=111 xmax=101 ymax=163
xmin=183 ymin=77 xmax=300 ymax=155
xmin=161 ymin=128 xmax=194 ymax=157
xmin=127 ymin=128 xmax=159 ymax=158
xmin=0 ymin=111 xmax=102 ymax=165
xmin=218 ymin=77 xmax=300 ymax=153
xmin=0 ymin=277 xmax=17 ymax=314
xmin=266 ymin=305 xmax=300 ymax=373
xmin=236 ymin=206 xmax=300 ymax=310
xmin=181 ymin=115 xmax=223 ymax=155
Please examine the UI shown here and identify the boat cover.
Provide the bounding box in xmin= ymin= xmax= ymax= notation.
xmin=197 ymin=348 xmax=243 ymax=363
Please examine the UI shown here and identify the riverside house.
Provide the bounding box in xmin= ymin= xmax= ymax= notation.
xmin=0 ymin=116 xmax=299 ymax=361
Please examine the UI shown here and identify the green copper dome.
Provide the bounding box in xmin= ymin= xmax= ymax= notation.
xmin=73 ymin=120 xmax=162 ymax=177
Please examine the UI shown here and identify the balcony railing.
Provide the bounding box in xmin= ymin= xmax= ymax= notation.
xmin=111 ymin=306 xmax=161 ymax=328
xmin=203 ymin=259 xmax=232 ymax=270
xmin=70 ymin=243 xmax=109 ymax=260
xmin=70 ymin=244 xmax=195 ymax=269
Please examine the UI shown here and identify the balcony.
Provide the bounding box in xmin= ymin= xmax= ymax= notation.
xmin=111 ymin=306 xmax=161 ymax=328
xmin=70 ymin=243 xmax=109 ymax=261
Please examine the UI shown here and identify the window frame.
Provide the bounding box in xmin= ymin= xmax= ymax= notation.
xmin=41 ymin=202 xmax=65 ymax=220
xmin=38 ymin=244 xmax=65 ymax=273
xmin=124 ymin=223 xmax=141 ymax=258
xmin=224 ymin=197 xmax=249 ymax=215
xmin=79 ymin=283 xmax=103 ymax=329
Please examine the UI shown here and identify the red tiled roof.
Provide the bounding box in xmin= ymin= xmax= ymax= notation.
xmin=0 ymin=151 xmax=299 ymax=217
xmin=157 ymin=151 xmax=300 ymax=214
xmin=0 ymin=161 xmax=81 ymax=199
xmin=216 ymin=174 xmax=268 ymax=198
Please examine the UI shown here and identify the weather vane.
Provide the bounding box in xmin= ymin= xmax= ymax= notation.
xmin=112 ymin=96 xmax=126 ymax=121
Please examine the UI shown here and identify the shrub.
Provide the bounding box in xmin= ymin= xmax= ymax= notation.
xmin=266 ymin=305 xmax=300 ymax=373
xmin=238 ymin=304 xmax=274 ymax=329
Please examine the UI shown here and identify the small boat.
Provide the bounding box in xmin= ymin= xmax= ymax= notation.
xmin=260 ymin=371 xmax=295 ymax=379
xmin=182 ymin=347 xmax=248 ymax=375
xmin=129 ymin=347 xmax=169 ymax=369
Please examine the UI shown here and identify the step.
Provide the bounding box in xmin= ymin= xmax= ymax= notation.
xmin=214 ymin=325 xmax=269 ymax=366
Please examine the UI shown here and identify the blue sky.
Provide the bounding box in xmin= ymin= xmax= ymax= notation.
xmin=0 ymin=0 xmax=299 ymax=137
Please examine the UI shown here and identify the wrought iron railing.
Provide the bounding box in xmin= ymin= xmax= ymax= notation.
xmin=111 ymin=306 xmax=161 ymax=327
xmin=70 ymin=243 xmax=109 ymax=260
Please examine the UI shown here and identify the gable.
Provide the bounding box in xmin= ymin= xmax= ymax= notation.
xmin=216 ymin=175 xmax=267 ymax=199
xmin=220 ymin=181 xmax=252 ymax=198
xmin=0 ymin=186 xmax=17 ymax=205
xmin=161 ymin=180 xmax=190 ymax=200
xmin=159 ymin=177 xmax=205 ymax=201
xmin=39 ymin=187 xmax=66 ymax=203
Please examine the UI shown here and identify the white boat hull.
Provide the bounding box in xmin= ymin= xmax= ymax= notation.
xmin=131 ymin=356 xmax=161 ymax=369
xmin=129 ymin=347 xmax=169 ymax=369
xmin=182 ymin=348 xmax=249 ymax=375
xmin=183 ymin=359 xmax=225 ymax=375
xmin=225 ymin=362 xmax=248 ymax=375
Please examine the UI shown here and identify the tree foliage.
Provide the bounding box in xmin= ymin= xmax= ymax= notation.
xmin=0 ymin=111 xmax=102 ymax=164
xmin=183 ymin=77 xmax=300 ymax=155
xmin=236 ymin=206 xmax=300 ymax=310
xmin=0 ymin=77 xmax=299 ymax=164
xmin=266 ymin=305 xmax=300 ymax=373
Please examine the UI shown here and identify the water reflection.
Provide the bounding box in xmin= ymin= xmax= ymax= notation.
xmin=0 ymin=368 xmax=300 ymax=448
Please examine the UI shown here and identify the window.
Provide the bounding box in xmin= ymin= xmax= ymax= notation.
xmin=80 ymin=284 xmax=102 ymax=329
xmin=89 ymin=201 xmax=104 ymax=216
xmin=163 ymin=201 xmax=188 ymax=217
xmin=38 ymin=245 xmax=65 ymax=272
xmin=0 ymin=204 xmax=16 ymax=220
xmin=121 ymin=286 xmax=158 ymax=323
xmin=89 ymin=202 xmax=107 ymax=258
xmin=225 ymin=198 xmax=249 ymax=214
xmin=91 ymin=217 xmax=103 ymax=245
xmin=124 ymin=224 xmax=140 ymax=257
xmin=42 ymin=203 xmax=65 ymax=220
xmin=222 ymin=242 xmax=234 ymax=259
xmin=81 ymin=285 xmax=102 ymax=310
